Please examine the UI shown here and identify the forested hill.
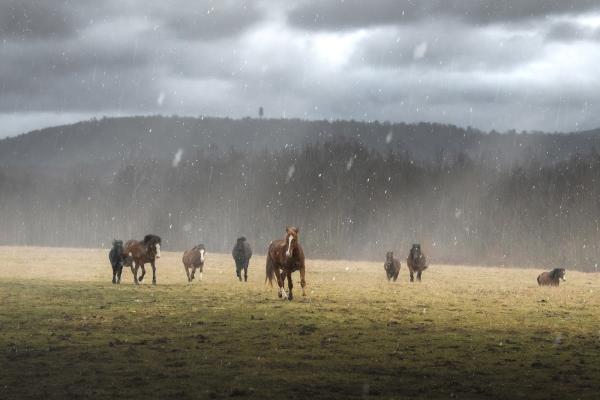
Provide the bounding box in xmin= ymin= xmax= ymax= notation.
xmin=2 ymin=115 xmax=600 ymax=173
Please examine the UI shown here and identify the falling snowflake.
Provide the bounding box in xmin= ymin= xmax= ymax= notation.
xmin=286 ymin=164 xmax=296 ymax=183
xmin=172 ymin=148 xmax=183 ymax=167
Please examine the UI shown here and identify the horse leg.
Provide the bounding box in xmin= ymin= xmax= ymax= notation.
xmin=184 ymin=264 xmax=191 ymax=283
xmin=236 ymin=260 xmax=243 ymax=281
xmin=300 ymin=265 xmax=307 ymax=297
xmin=417 ymin=270 xmax=422 ymax=282
xmin=199 ymin=265 xmax=203 ymax=282
xmin=409 ymin=269 xmax=414 ymax=282
xmin=133 ymin=263 xmax=139 ymax=285
xmin=151 ymin=261 xmax=156 ymax=285
xmin=138 ymin=263 xmax=146 ymax=282
xmin=191 ymin=266 xmax=196 ymax=281
xmin=243 ymin=260 xmax=248 ymax=282
xmin=117 ymin=265 xmax=123 ymax=284
xmin=276 ymin=269 xmax=287 ymax=300
xmin=287 ymin=270 xmax=294 ymax=300
xmin=112 ymin=265 xmax=117 ymax=284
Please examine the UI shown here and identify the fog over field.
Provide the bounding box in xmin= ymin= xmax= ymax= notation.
xmin=2 ymin=1 xmax=600 ymax=270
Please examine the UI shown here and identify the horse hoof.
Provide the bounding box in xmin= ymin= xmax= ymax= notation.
xmin=152 ymin=281 xmax=156 ymax=286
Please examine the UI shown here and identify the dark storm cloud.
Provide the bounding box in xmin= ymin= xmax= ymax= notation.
xmin=1 ymin=0 xmax=600 ymax=137
xmin=156 ymin=1 xmax=263 ymax=40
xmin=0 ymin=0 xmax=78 ymax=39
xmin=288 ymin=0 xmax=600 ymax=30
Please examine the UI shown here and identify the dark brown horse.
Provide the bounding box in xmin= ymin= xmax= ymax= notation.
xmin=384 ymin=251 xmax=400 ymax=282
xmin=123 ymin=234 xmax=162 ymax=285
xmin=265 ymin=226 xmax=306 ymax=300
xmin=407 ymin=244 xmax=428 ymax=282
xmin=182 ymin=244 xmax=206 ymax=283
xmin=537 ymin=268 xmax=566 ymax=286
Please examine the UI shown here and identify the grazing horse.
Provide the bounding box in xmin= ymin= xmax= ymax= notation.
xmin=182 ymin=244 xmax=206 ymax=283
xmin=407 ymin=244 xmax=428 ymax=282
xmin=232 ymin=237 xmax=252 ymax=282
xmin=123 ymin=234 xmax=162 ymax=285
xmin=384 ymin=251 xmax=401 ymax=282
xmin=109 ymin=240 xmax=126 ymax=284
xmin=537 ymin=268 xmax=566 ymax=286
xmin=265 ymin=226 xmax=306 ymax=300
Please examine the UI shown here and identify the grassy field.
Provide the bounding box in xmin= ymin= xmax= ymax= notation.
xmin=0 ymin=246 xmax=599 ymax=399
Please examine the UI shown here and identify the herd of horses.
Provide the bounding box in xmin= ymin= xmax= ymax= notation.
xmin=108 ymin=226 xmax=567 ymax=300
xmin=108 ymin=226 xmax=306 ymax=300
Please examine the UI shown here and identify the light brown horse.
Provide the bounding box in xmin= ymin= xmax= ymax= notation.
xmin=123 ymin=234 xmax=162 ymax=285
xmin=265 ymin=226 xmax=306 ymax=300
xmin=182 ymin=244 xmax=206 ymax=283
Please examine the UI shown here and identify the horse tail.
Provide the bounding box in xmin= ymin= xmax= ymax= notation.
xmin=265 ymin=253 xmax=276 ymax=286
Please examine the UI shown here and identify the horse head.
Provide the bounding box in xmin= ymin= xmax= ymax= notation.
xmin=410 ymin=244 xmax=421 ymax=259
xmin=144 ymin=234 xmax=162 ymax=259
xmin=385 ymin=251 xmax=394 ymax=263
xmin=197 ymin=244 xmax=206 ymax=263
xmin=552 ymin=268 xmax=566 ymax=281
xmin=284 ymin=226 xmax=299 ymax=258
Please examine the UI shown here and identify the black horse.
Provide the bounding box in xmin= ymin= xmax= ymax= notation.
xmin=407 ymin=244 xmax=428 ymax=282
xmin=109 ymin=240 xmax=126 ymax=284
xmin=232 ymin=237 xmax=252 ymax=281
xmin=384 ymin=251 xmax=401 ymax=282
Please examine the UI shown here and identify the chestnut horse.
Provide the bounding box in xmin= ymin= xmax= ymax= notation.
xmin=182 ymin=244 xmax=206 ymax=283
xmin=123 ymin=234 xmax=162 ymax=285
xmin=265 ymin=226 xmax=306 ymax=300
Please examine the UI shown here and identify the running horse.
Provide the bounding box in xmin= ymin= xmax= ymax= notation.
xmin=265 ymin=226 xmax=306 ymax=300
xmin=123 ymin=234 xmax=162 ymax=285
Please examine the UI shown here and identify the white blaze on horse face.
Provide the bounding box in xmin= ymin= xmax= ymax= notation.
xmin=286 ymin=235 xmax=293 ymax=257
xmin=200 ymin=249 xmax=205 ymax=263
xmin=155 ymin=243 xmax=161 ymax=258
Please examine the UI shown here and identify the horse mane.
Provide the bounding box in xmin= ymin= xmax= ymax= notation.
xmin=143 ymin=234 xmax=162 ymax=244
xmin=551 ymin=268 xmax=562 ymax=279
xmin=237 ymin=236 xmax=247 ymax=242
xmin=112 ymin=239 xmax=123 ymax=247
xmin=193 ymin=244 xmax=206 ymax=251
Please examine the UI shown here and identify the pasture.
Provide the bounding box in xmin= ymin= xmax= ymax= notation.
xmin=0 ymin=246 xmax=599 ymax=399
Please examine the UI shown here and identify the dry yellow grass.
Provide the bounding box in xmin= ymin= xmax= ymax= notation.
xmin=0 ymin=246 xmax=599 ymax=399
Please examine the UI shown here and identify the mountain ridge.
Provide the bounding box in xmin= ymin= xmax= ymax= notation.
xmin=1 ymin=115 xmax=600 ymax=174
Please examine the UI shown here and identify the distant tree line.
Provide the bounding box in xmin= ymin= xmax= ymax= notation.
xmin=1 ymin=137 xmax=599 ymax=271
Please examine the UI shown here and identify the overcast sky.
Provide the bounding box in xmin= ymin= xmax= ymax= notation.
xmin=1 ymin=0 xmax=600 ymax=138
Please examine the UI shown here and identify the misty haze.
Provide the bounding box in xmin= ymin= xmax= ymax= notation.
xmin=1 ymin=1 xmax=599 ymax=400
